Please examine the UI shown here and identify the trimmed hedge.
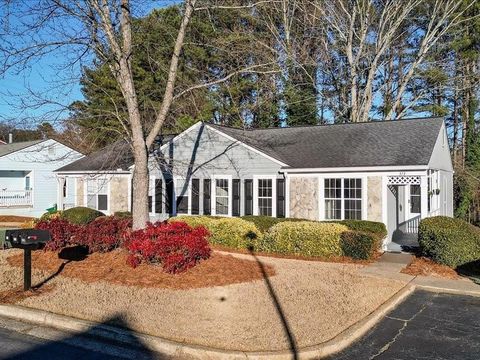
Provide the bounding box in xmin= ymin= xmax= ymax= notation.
xmin=113 ymin=211 xmax=132 ymax=219
xmin=61 ymin=207 xmax=104 ymax=225
xmin=259 ymin=221 xmax=349 ymax=257
xmin=332 ymin=220 xmax=387 ymax=241
xmin=241 ymin=215 xmax=308 ymax=233
xmin=171 ymin=216 xmax=261 ymax=250
xmin=418 ymin=216 xmax=480 ymax=268
xmin=340 ymin=231 xmax=378 ymax=260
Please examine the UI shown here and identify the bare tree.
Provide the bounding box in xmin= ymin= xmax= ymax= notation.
xmin=0 ymin=0 xmax=278 ymax=229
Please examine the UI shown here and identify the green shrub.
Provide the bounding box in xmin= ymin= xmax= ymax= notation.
xmin=418 ymin=216 xmax=480 ymax=268
xmin=241 ymin=215 xmax=309 ymax=233
xmin=259 ymin=221 xmax=349 ymax=257
xmin=171 ymin=216 xmax=262 ymax=250
xmin=39 ymin=210 xmax=63 ymax=222
xmin=61 ymin=207 xmax=104 ymax=225
xmin=340 ymin=231 xmax=379 ymax=260
xmin=113 ymin=211 xmax=132 ymax=219
xmin=334 ymin=220 xmax=387 ymax=241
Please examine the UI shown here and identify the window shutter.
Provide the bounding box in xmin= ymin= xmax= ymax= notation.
xmin=232 ymin=179 xmax=241 ymax=216
xmin=276 ymin=179 xmax=285 ymax=218
xmin=191 ymin=179 xmax=200 ymax=215
xmin=244 ymin=179 xmax=253 ymax=216
xmin=155 ymin=179 xmax=162 ymax=213
xmin=166 ymin=179 xmax=174 ymax=215
xmin=203 ymin=179 xmax=211 ymax=215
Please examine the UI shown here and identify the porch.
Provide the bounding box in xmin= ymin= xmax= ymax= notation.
xmin=0 ymin=170 xmax=33 ymax=208
xmin=385 ymin=171 xmax=448 ymax=252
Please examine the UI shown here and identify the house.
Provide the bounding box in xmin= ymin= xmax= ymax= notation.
xmin=55 ymin=117 xmax=453 ymax=250
xmin=0 ymin=139 xmax=83 ymax=217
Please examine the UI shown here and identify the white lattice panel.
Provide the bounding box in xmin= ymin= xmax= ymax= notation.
xmin=387 ymin=176 xmax=420 ymax=185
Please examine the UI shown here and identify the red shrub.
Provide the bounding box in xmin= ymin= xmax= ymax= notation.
xmin=75 ymin=216 xmax=132 ymax=253
xmin=35 ymin=218 xmax=79 ymax=251
xmin=124 ymin=221 xmax=211 ymax=273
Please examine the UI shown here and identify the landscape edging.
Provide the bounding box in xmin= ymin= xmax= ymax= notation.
xmin=0 ymin=284 xmax=415 ymax=360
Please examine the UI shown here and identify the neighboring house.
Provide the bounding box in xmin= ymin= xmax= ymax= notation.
xmin=0 ymin=139 xmax=83 ymax=217
xmin=55 ymin=117 xmax=453 ymax=250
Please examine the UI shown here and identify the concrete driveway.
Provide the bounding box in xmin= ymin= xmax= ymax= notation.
xmin=332 ymin=290 xmax=480 ymax=360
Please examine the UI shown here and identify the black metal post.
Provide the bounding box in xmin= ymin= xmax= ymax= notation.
xmin=24 ymin=248 xmax=32 ymax=291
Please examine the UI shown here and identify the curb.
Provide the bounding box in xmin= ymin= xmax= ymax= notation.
xmin=0 ymin=284 xmax=414 ymax=359
xmin=416 ymin=284 xmax=480 ymax=297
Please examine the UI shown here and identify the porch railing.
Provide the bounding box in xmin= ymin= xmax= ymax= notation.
xmin=0 ymin=190 xmax=33 ymax=207
xmin=399 ymin=215 xmax=421 ymax=234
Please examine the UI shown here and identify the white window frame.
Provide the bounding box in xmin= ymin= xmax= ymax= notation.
xmin=85 ymin=177 xmax=110 ymax=214
xmin=253 ymin=175 xmax=277 ymax=217
xmin=173 ymin=177 xmax=191 ymax=215
xmin=319 ymin=176 xmax=366 ymax=221
xmin=211 ymin=175 xmax=232 ymax=217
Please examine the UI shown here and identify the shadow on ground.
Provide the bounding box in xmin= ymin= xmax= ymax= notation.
xmin=4 ymin=315 xmax=167 ymax=360
xmin=248 ymin=246 xmax=299 ymax=359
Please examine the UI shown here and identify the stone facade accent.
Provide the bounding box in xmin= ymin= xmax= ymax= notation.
xmin=76 ymin=178 xmax=84 ymax=206
xmin=367 ymin=176 xmax=383 ymax=222
xmin=110 ymin=176 xmax=129 ymax=213
xmin=289 ymin=177 xmax=318 ymax=220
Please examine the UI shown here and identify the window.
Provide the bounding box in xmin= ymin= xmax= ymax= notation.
xmin=175 ymin=179 xmax=189 ymax=213
xmin=324 ymin=178 xmax=362 ymax=220
xmin=215 ymin=178 xmax=229 ymax=215
xmin=324 ymin=178 xmax=341 ymax=220
xmin=258 ymin=179 xmax=273 ymax=216
xmin=87 ymin=178 xmax=108 ymax=211
xmin=344 ymin=178 xmax=362 ymax=220
xmin=410 ymin=185 xmax=421 ymax=214
xmin=25 ymin=176 xmax=31 ymax=191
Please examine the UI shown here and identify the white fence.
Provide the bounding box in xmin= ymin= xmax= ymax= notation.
xmin=0 ymin=190 xmax=33 ymax=207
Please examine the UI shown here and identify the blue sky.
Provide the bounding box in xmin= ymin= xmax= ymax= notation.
xmin=0 ymin=1 xmax=180 ymax=128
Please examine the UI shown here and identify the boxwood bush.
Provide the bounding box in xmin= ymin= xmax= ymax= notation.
xmin=340 ymin=231 xmax=379 ymax=260
xmin=418 ymin=216 xmax=480 ymax=268
xmin=61 ymin=207 xmax=104 ymax=225
xmin=171 ymin=216 xmax=262 ymax=250
xmin=241 ymin=215 xmax=309 ymax=233
xmin=332 ymin=220 xmax=387 ymax=241
xmin=259 ymin=221 xmax=349 ymax=257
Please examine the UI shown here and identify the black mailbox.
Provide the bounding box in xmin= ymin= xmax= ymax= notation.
xmin=4 ymin=229 xmax=51 ymax=291
xmin=5 ymin=229 xmax=50 ymax=250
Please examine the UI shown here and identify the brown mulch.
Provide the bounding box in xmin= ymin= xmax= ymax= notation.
xmin=0 ymin=285 xmax=55 ymax=304
xmin=401 ymin=256 xmax=460 ymax=279
xmin=6 ymin=249 xmax=276 ymax=290
xmin=0 ymin=216 xmax=34 ymax=223
xmin=212 ymin=245 xmax=380 ymax=265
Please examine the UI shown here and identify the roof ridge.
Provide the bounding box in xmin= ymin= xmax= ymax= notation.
xmin=207 ymin=116 xmax=444 ymax=132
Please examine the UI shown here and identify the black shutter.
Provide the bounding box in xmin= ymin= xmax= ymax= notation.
xmin=244 ymin=179 xmax=253 ymax=216
xmin=203 ymin=179 xmax=211 ymax=215
xmin=166 ymin=179 xmax=174 ymax=215
xmin=277 ymin=178 xmax=285 ymax=218
xmin=191 ymin=179 xmax=200 ymax=215
xmin=155 ymin=179 xmax=162 ymax=213
xmin=232 ymin=179 xmax=241 ymax=216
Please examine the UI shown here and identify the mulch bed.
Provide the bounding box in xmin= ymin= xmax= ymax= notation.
xmin=401 ymin=256 xmax=459 ymax=279
xmin=6 ymin=249 xmax=275 ymax=290
xmin=212 ymin=245 xmax=379 ymax=265
xmin=0 ymin=285 xmax=55 ymax=304
xmin=0 ymin=216 xmax=34 ymax=223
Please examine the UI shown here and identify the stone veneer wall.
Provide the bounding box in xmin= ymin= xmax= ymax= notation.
xmin=76 ymin=178 xmax=84 ymax=206
xmin=367 ymin=176 xmax=383 ymax=222
xmin=110 ymin=176 xmax=129 ymax=213
xmin=289 ymin=177 xmax=319 ymax=220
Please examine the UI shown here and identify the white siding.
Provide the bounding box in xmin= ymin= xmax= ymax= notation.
xmin=0 ymin=139 xmax=83 ymax=217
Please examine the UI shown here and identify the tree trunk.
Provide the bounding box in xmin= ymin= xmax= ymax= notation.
xmin=131 ymin=143 xmax=150 ymax=230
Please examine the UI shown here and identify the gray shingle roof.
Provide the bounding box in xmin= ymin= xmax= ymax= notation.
xmin=209 ymin=117 xmax=444 ymax=168
xmin=56 ymin=135 xmax=177 ymax=172
xmin=0 ymin=139 xmax=46 ymax=158
xmin=55 ymin=140 xmax=133 ymax=172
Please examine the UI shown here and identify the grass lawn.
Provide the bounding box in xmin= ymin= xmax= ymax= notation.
xmin=0 ymin=248 xmax=406 ymax=352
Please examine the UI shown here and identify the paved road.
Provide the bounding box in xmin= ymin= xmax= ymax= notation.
xmin=0 ymin=290 xmax=479 ymax=359
xmin=331 ymin=290 xmax=480 ymax=360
